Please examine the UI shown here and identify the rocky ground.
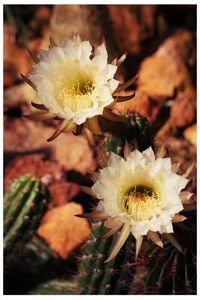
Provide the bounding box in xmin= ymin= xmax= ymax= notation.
xmin=3 ymin=4 xmax=196 ymax=294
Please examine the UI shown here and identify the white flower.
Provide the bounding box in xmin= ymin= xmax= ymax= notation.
xmin=23 ymin=35 xmax=136 ymax=141
xmin=78 ymin=146 xmax=190 ymax=262
xmin=28 ymin=35 xmax=119 ymax=125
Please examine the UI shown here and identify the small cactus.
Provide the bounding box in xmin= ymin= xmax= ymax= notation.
xmin=28 ymin=279 xmax=77 ymax=295
xmin=102 ymin=112 xmax=154 ymax=156
xmin=4 ymin=174 xmax=50 ymax=264
xmin=104 ymin=134 xmax=124 ymax=156
xmin=28 ymin=221 xmax=136 ymax=295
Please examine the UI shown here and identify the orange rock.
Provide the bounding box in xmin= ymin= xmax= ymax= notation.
xmin=138 ymin=31 xmax=194 ymax=101
xmin=170 ymin=90 xmax=196 ymax=128
xmin=183 ymin=124 xmax=196 ymax=146
xmin=51 ymin=133 xmax=96 ymax=174
xmin=48 ymin=181 xmax=79 ymax=206
xmin=113 ymin=89 xmax=158 ymax=123
xmin=4 ymin=117 xmax=96 ymax=175
xmin=4 ymin=23 xmax=31 ymax=87
xmin=37 ymin=203 xmax=90 ymax=260
xmin=107 ymin=5 xmax=164 ymax=54
xmin=4 ymin=154 xmax=64 ymax=190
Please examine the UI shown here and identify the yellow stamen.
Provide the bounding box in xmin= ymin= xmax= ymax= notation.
xmin=56 ymin=62 xmax=97 ymax=112
xmin=119 ymin=185 xmax=161 ymax=221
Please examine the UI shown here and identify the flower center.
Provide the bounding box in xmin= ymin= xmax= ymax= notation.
xmin=120 ymin=185 xmax=161 ymax=221
xmin=64 ymin=77 xmax=95 ymax=96
xmin=56 ymin=62 xmax=97 ymax=112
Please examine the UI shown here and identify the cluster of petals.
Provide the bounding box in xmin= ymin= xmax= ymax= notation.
xmin=28 ymin=35 xmax=119 ymax=125
xmin=78 ymin=146 xmax=191 ymax=262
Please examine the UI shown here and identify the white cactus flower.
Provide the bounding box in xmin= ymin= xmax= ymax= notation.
xmin=23 ymin=35 xmax=136 ymax=141
xmin=28 ymin=35 xmax=119 ymax=125
xmin=78 ymin=146 xmax=192 ymax=262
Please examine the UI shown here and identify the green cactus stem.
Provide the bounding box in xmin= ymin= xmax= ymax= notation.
xmin=73 ymin=221 xmax=135 ymax=294
xmin=102 ymin=112 xmax=154 ymax=157
xmin=28 ymin=279 xmax=77 ymax=295
xmin=4 ymin=174 xmax=50 ymax=264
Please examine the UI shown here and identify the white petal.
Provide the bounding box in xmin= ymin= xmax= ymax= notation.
xmin=61 ymin=38 xmax=75 ymax=49
xmin=142 ymin=147 xmax=155 ymax=162
xmin=106 ymin=79 xmax=119 ymax=93
xmin=39 ymin=49 xmax=49 ymax=61
xmin=92 ymin=54 xmax=107 ymax=70
xmin=95 ymin=43 xmax=108 ymax=56
xmin=48 ymin=47 xmax=66 ymax=65
xmin=100 ymin=64 xmax=118 ymax=81
xmin=108 ymin=152 xmax=124 ymax=167
xmin=80 ymin=41 xmax=92 ymax=57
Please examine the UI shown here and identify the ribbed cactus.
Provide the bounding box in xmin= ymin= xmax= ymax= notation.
xmin=74 ymin=221 xmax=135 ymax=294
xmin=5 ymin=115 xmax=196 ymax=295
xmin=28 ymin=221 xmax=136 ymax=295
xmin=28 ymin=279 xmax=77 ymax=295
xmin=4 ymin=174 xmax=50 ymax=264
xmin=102 ymin=112 xmax=154 ymax=155
xmin=142 ymin=241 xmax=196 ymax=295
xmin=104 ymin=134 xmax=124 ymax=156
xmin=128 ymin=210 xmax=196 ymax=295
xmin=27 ymin=216 xmax=196 ymax=295
xmin=126 ymin=113 xmax=154 ymax=151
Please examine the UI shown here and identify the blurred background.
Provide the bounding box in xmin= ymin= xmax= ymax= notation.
xmin=3 ymin=4 xmax=196 ymax=295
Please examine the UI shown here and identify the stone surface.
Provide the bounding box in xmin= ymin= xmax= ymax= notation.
xmin=169 ymin=90 xmax=196 ymax=128
xmin=107 ymin=5 xmax=166 ymax=54
xmin=4 ymin=83 xmax=35 ymax=107
xmin=37 ymin=202 xmax=90 ymax=260
xmin=183 ymin=124 xmax=196 ymax=146
xmin=4 ymin=117 xmax=96 ymax=174
xmin=4 ymin=154 xmax=64 ymax=190
xmin=50 ymin=5 xmax=108 ymax=47
xmin=113 ymin=89 xmax=158 ymax=123
xmin=48 ymin=181 xmax=79 ymax=206
xmin=4 ymin=24 xmax=31 ymax=87
xmin=4 ymin=153 xmax=80 ymax=206
xmin=138 ymin=31 xmax=194 ymax=101
xmin=156 ymin=136 xmax=196 ymax=202
xmin=51 ymin=133 xmax=96 ymax=174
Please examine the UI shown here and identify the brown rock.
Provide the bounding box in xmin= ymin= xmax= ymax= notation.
xmin=51 ymin=133 xmax=96 ymax=174
xmin=107 ymin=5 xmax=166 ymax=54
xmin=46 ymin=5 xmax=119 ymax=58
xmin=112 ymin=89 xmax=158 ymax=123
xmin=4 ymin=153 xmax=80 ymax=206
xmin=48 ymin=181 xmax=79 ymax=206
xmin=4 ymin=23 xmax=31 ymax=87
xmin=50 ymin=5 xmax=104 ymax=46
xmin=37 ymin=202 xmax=90 ymax=260
xmin=4 ymin=154 xmax=64 ymax=190
xmin=4 ymin=118 xmax=52 ymax=152
xmin=4 ymin=117 xmax=96 ymax=174
xmin=156 ymin=136 xmax=196 ymax=199
xmin=183 ymin=124 xmax=196 ymax=146
xmin=138 ymin=31 xmax=194 ymax=101
xmin=4 ymin=84 xmax=35 ymax=118
xmin=170 ymin=90 xmax=196 ymax=128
